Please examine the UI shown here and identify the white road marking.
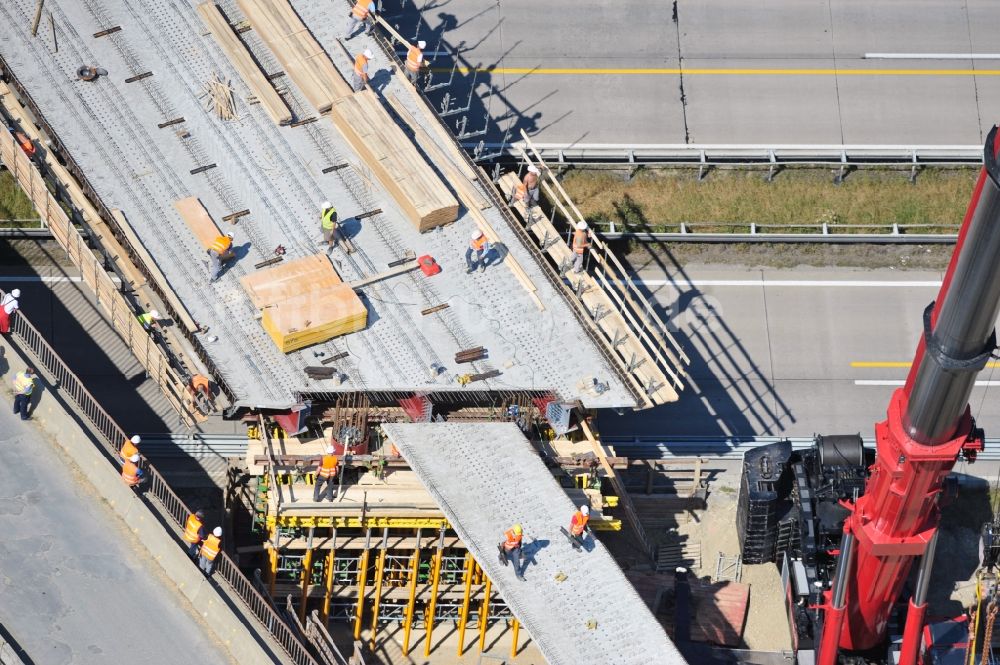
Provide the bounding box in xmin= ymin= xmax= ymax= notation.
xmin=634 ymin=278 xmax=941 ymax=288
xmin=865 ymin=53 xmax=1000 ymax=60
xmin=855 ymin=379 xmax=1000 ymax=387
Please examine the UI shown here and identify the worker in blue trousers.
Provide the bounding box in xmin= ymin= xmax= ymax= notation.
xmin=12 ymin=367 xmax=36 ymax=420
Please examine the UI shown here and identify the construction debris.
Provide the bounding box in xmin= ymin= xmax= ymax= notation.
xmin=200 ymin=73 xmax=236 ymax=121
xmin=455 ymin=347 xmax=486 ymax=364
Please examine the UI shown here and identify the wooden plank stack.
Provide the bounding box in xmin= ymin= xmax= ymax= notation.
xmin=174 ymin=196 xmax=223 ymax=249
xmin=329 ymin=90 xmax=458 ymax=231
xmin=240 ymin=254 xmax=367 ymax=353
xmin=235 ymin=0 xmax=352 ymax=112
xmin=196 ymin=2 xmax=293 ymax=125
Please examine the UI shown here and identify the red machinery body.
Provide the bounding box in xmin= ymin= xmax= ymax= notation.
xmin=817 ymin=128 xmax=1000 ymax=662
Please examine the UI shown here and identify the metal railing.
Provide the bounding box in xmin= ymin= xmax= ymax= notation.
xmin=3 ymin=301 xmax=320 ymax=665
xmin=601 ymin=222 xmax=960 ymax=244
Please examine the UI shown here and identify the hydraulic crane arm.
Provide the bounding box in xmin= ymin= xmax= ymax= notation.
xmin=819 ymin=127 xmax=1000 ymax=662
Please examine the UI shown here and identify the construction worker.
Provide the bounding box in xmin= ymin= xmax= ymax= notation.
xmin=351 ymin=49 xmax=374 ymax=92
xmin=199 ymin=526 xmax=222 ymax=576
xmin=320 ymin=201 xmax=340 ymax=249
xmin=186 ymin=374 xmax=212 ymax=412
xmin=119 ymin=435 xmax=141 ymax=462
xmin=313 ymin=446 xmax=340 ymax=502
xmin=405 ymin=40 xmax=427 ymax=87
xmin=568 ymin=504 xmax=590 ymax=550
xmin=571 ymin=221 xmax=590 ymax=274
xmin=0 ymin=288 xmax=20 ymax=333
xmin=12 ymin=367 xmax=35 ymax=420
xmin=522 ymin=165 xmax=540 ymax=208
xmin=183 ymin=510 xmax=206 ymax=558
xmin=344 ymin=0 xmax=377 ymax=39
xmin=14 ymin=130 xmax=35 ymax=158
xmin=122 ymin=454 xmax=144 ymax=488
xmin=499 ymin=523 xmax=525 ymax=580
xmin=207 ymin=232 xmax=235 ymax=283
xmin=465 ymin=230 xmax=492 ymax=274
xmin=137 ymin=309 xmax=160 ymax=331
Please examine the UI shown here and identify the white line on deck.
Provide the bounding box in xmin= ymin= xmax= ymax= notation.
xmin=864 ymin=53 xmax=1000 ymax=59
xmin=855 ymin=379 xmax=1000 ymax=387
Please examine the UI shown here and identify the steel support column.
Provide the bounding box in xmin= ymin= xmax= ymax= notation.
xmin=478 ymin=577 xmax=492 ymax=653
xmin=402 ymin=530 xmax=422 ymax=656
xmin=456 ymin=553 xmax=474 ymax=656
xmin=423 ymin=529 xmax=445 ymax=657
xmin=353 ymin=528 xmax=372 ymax=640
xmin=368 ymin=529 xmax=389 ymax=650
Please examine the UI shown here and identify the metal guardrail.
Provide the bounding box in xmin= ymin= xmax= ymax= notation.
xmin=3 ymin=302 xmax=320 ymax=665
xmin=602 ymin=224 xmax=959 ymax=244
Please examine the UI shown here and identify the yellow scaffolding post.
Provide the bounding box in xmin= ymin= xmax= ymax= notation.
xmin=402 ymin=529 xmax=422 ymax=656
xmin=268 ymin=546 xmax=278 ymax=597
xmin=322 ymin=528 xmax=337 ymax=623
xmin=478 ymin=577 xmax=492 ymax=653
xmin=456 ymin=553 xmax=474 ymax=657
xmin=511 ymin=618 xmax=520 ymax=659
xmin=423 ymin=529 xmax=446 ymax=658
xmin=299 ymin=526 xmax=315 ymax=624
xmin=353 ymin=528 xmax=372 ymax=640
xmin=368 ymin=529 xmax=389 ymax=650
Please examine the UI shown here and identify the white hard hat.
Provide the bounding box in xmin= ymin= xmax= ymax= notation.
xmin=322 ymin=201 xmax=332 ymax=210
xmin=575 ymin=221 xmax=588 ymax=231
xmin=471 ymin=230 xmax=484 ymax=240
xmin=363 ymin=49 xmax=373 ymax=59
xmin=226 ymin=232 xmax=234 ymax=239
xmin=417 ymin=40 xmax=426 ymax=49
xmin=581 ymin=505 xmax=589 ymax=515
xmin=213 ymin=527 xmax=222 ymax=537
xmin=527 ymin=165 xmax=539 ymax=174
xmin=10 ymin=289 xmax=20 ymax=298
xmin=131 ymin=435 xmax=141 ymax=444
xmin=129 ymin=454 xmax=140 ymax=463
xmin=149 ymin=310 xmax=160 ymax=319
xmin=326 ymin=446 xmax=335 ymax=455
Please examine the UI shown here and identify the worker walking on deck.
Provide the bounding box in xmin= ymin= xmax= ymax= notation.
xmin=122 ymin=454 xmax=144 ymax=489
xmin=207 ymin=232 xmax=235 ymax=283
xmin=183 ymin=510 xmax=206 ymax=558
xmin=498 ymin=523 xmax=525 ymax=580
xmin=119 ymin=435 xmax=141 ymax=463
xmin=568 ymin=505 xmax=590 ymax=550
xmin=522 ymin=165 xmax=540 ymax=208
xmin=351 ymin=49 xmax=374 ymax=92
xmin=405 ymin=40 xmax=427 ymax=87
xmin=199 ymin=527 xmax=222 ymax=576
xmin=571 ymin=221 xmax=590 ymax=274
xmin=12 ymin=367 xmax=35 ymax=420
xmin=344 ymin=0 xmax=377 ymax=39
xmin=466 ymin=230 xmax=492 ymax=274
xmin=0 ymin=288 xmax=20 ymax=333
xmin=320 ymin=201 xmax=340 ymax=249
xmin=313 ymin=446 xmax=340 ymax=502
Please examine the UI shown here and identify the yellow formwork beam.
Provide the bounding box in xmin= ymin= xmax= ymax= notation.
xmin=478 ymin=577 xmax=492 ymax=653
xmin=267 ymin=514 xmax=450 ymax=529
xmin=368 ymin=545 xmax=388 ymax=650
xmin=401 ymin=535 xmax=422 ymax=656
xmin=353 ymin=533 xmax=372 ymax=640
xmin=298 ymin=546 xmax=313 ymax=624
xmin=322 ymin=541 xmax=336 ymax=623
xmin=456 ymin=553 xmax=474 ymax=657
xmin=423 ymin=538 xmax=445 ymax=657
xmin=511 ymin=618 xmax=520 ymax=660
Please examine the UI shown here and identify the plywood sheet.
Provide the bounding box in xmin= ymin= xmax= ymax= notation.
xmin=329 ymin=90 xmax=458 ymax=232
xmin=240 ymin=253 xmax=342 ymax=308
xmin=174 ymin=196 xmax=221 ymax=250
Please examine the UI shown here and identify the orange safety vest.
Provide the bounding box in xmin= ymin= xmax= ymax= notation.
xmin=317 ymin=454 xmax=339 ymax=479
xmin=121 ymin=460 xmax=141 ymax=486
xmin=120 ymin=438 xmax=138 ymax=461
xmin=406 ymin=45 xmax=423 ymax=72
xmin=570 ymin=511 xmax=589 ymax=537
xmin=471 ymin=235 xmax=488 ymax=251
xmin=15 ymin=132 xmax=34 ymax=156
xmin=209 ymin=236 xmax=232 ymax=254
xmin=503 ymin=529 xmax=522 ymax=551
xmin=183 ymin=514 xmax=204 ymax=544
xmin=354 ymin=53 xmax=369 ymax=79
xmin=514 ymin=182 xmax=527 ymax=201
xmin=190 ymin=374 xmax=210 ymax=395
xmin=572 ymin=229 xmax=589 ymax=254
xmin=351 ymin=0 xmax=371 ymax=20
xmin=201 ymin=534 xmax=221 ymax=561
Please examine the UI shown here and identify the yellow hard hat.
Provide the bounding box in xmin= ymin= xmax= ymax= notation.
xmin=513 ymin=524 xmax=522 ymax=535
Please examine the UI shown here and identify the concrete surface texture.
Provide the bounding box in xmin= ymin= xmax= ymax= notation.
xmin=599 ymin=260 xmax=1000 ymax=444
xmin=0 ymin=390 xmax=232 ymax=663
xmin=387 ymin=0 xmax=999 ymax=146
xmin=0 ymin=0 xmax=635 ymax=409
xmin=382 ymin=422 xmax=685 ymax=665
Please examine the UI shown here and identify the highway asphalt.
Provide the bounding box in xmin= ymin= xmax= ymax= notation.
xmin=0 ymin=404 xmax=231 ymax=663
xmin=599 ymin=263 xmax=1000 ymax=443
xmin=387 ymin=0 xmax=999 ymax=146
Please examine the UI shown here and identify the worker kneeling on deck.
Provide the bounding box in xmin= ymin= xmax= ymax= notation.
xmin=569 ymin=505 xmax=590 ymax=550
xmin=199 ymin=527 xmax=222 ymax=576
xmin=498 ymin=523 xmax=525 ymax=581
xmin=466 ymin=230 xmax=492 ymax=274
xmin=207 ymin=232 xmax=235 ymax=283
xmin=313 ymin=446 xmax=340 ymax=502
